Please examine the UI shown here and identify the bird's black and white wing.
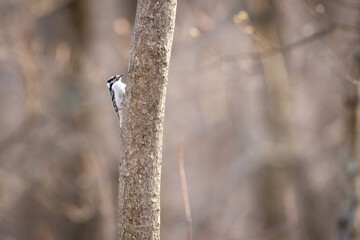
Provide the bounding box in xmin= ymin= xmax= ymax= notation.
xmin=109 ymin=87 xmax=119 ymax=115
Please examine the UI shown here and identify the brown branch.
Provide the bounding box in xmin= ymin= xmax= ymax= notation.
xmin=175 ymin=24 xmax=336 ymax=74
xmin=328 ymin=0 xmax=360 ymax=9
xmin=177 ymin=0 xmax=360 ymax=75
xmin=345 ymin=75 xmax=359 ymax=86
xmin=179 ymin=131 xmax=192 ymax=240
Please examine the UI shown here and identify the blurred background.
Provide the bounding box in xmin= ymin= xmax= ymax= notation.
xmin=1 ymin=0 xmax=360 ymax=239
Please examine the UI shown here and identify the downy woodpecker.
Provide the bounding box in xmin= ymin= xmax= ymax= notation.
xmin=107 ymin=74 xmax=126 ymax=127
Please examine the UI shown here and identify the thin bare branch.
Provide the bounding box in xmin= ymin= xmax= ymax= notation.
xmin=175 ymin=23 xmax=336 ymax=74
xmin=179 ymin=131 xmax=192 ymax=240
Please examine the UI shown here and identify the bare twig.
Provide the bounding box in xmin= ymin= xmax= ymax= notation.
xmin=328 ymin=0 xmax=360 ymax=9
xmin=177 ymin=0 xmax=360 ymax=75
xmin=175 ymin=23 xmax=336 ymax=74
xmin=179 ymin=131 xmax=192 ymax=240
xmin=0 ymin=116 xmax=36 ymax=156
xmin=345 ymin=75 xmax=359 ymax=86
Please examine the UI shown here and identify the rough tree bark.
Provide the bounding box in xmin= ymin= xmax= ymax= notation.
xmin=118 ymin=0 xmax=177 ymax=239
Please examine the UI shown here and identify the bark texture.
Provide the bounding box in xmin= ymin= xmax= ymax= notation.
xmin=118 ymin=0 xmax=177 ymax=239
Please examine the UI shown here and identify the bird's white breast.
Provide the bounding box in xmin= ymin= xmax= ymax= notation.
xmin=113 ymin=81 xmax=126 ymax=105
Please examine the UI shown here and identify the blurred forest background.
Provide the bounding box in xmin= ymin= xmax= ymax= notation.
xmin=1 ymin=0 xmax=360 ymax=239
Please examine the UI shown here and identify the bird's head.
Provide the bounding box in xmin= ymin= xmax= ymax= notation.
xmin=107 ymin=74 xmax=123 ymax=88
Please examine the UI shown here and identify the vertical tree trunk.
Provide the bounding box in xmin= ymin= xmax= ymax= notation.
xmin=245 ymin=1 xmax=291 ymax=239
xmin=118 ymin=0 xmax=177 ymax=239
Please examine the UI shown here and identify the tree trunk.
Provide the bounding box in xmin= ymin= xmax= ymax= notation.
xmin=118 ymin=0 xmax=177 ymax=239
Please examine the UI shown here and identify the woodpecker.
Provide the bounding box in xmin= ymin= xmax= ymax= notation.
xmin=107 ymin=74 xmax=126 ymax=127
